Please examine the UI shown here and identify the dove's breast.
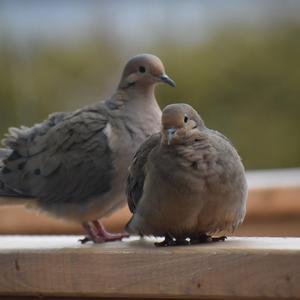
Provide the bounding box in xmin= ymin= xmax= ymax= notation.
xmin=83 ymin=110 xmax=161 ymax=221
xmin=130 ymin=137 xmax=247 ymax=236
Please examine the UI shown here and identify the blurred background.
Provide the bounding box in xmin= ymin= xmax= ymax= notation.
xmin=0 ymin=0 xmax=299 ymax=237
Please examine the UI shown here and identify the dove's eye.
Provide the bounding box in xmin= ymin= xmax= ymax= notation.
xmin=139 ymin=66 xmax=146 ymax=73
xmin=184 ymin=115 xmax=189 ymax=123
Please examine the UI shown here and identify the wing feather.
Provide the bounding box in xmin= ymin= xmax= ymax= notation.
xmin=0 ymin=104 xmax=114 ymax=205
xmin=126 ymin=133 xmax=160 ymax=213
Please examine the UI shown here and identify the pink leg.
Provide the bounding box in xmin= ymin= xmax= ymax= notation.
xmin=80 ymin=220 xmax=129 ymax=244
xmin=92 ymin=220 xmax=129 ymax=242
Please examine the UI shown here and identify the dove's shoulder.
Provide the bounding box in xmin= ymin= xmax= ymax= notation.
xmin=126 ymin=133 xmax=161 ymax=213
xmin=2 ymin=101 xmax=110 ymax=156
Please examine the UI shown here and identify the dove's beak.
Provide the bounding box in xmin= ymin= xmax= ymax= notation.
xmin=167 ymin=128 xmax=177 ymax=145
xmin=160 ymin=74 xmax=176 ymax=87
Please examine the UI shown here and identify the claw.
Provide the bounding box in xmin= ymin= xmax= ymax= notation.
xmin=190 ymin=234 xmax=227 ymax=245
xmin=79 ymin=237 xmax=91 ymax=244
xmin=211 ymin=235 xmax=227 ymax=242
xmin=80 ymin=220 xmax=129 ymax=244
xmin=155 ymin=234 xmax=190 ymax=247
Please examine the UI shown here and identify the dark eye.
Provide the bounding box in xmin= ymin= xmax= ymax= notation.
xmin=184 ymin=115 xmax=189 ymax=123
xmin=139 ymin=66 xmax=146 ymax=73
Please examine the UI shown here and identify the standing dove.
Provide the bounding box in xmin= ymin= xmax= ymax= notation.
xmin=0 ymin=54 xmax=175 ymax=243
xmin=126 ymin=103 xmax=247 ymax=246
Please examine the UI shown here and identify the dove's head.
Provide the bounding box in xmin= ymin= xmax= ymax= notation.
xmin=118 ymin=54 xmax=176 ymax=90
xmin=161 ymin=103 xmax=205 ymax=146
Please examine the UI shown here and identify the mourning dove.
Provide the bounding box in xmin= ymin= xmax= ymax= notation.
xmin=0 ymin=54 xmax=175 ymax=243
xmin=126 ymin=103 xmax=247 ymax=246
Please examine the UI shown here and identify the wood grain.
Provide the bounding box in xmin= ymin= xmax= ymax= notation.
xmin=0 ymin=236 xmax=299 ymax=299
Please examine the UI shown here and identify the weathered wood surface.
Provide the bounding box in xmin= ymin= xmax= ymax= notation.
xmin=0 ymin=236 xmax=299 ymax=299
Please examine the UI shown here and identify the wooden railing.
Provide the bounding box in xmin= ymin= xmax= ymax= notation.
xmin=0 ymin=168 xmax=300 ymax=299
xmin=0 ymin=236 xmax=299 ymax=299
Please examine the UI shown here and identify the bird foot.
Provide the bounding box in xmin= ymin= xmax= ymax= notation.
xmin=94 ymin=232 xmax=130 ymax=243
xmin=211 ymin=235 xmax=227 ymax=242
xmin=154 ymin=234 xmax=227 ymax=247
xmin=79 ymin=232 xmax=129 ymax=244
xmin=154 ymin=237 xmax=176 ymax=247
xmin=80 ymin=220 xmax=129 ymax=244
xmin=79 ymin=237 xmax=91 ymax=244
xmin=155 ymin=236 xmax=190 ymax=247
xmin=190 ymin=234 xmax=227 ymax=244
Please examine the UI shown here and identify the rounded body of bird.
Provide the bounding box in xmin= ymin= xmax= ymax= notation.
xmin=126 ymin=104 xmax=248 ymax=240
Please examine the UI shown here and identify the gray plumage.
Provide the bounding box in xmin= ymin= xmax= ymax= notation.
xmin=126 ymin=103 xmax=247 ymax=244
xmin=0 ymin=54 xmax=175 ymax=242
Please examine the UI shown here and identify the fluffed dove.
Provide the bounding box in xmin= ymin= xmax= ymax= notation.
xmin=0 ymin=54 xmax=175 ymax=243
xmin=126 ymin=103 xmax=247 ymax=246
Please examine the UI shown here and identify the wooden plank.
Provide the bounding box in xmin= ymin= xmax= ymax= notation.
xmin=1 ymin=298 xmax=294 ymax=300
xmin=246 ymin=168 xmax=300 ymax=189
xmin=247 ymin=186 xmax=300 ymax=218
xmin=0 ymin=236 xmax=299 ymax=299
xmin=237 ymin=217 xmax=300 ymax=237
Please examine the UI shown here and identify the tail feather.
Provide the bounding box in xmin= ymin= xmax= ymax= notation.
xmin=0 ymin=189 xmax=32 ymax=205
xmin=0 ymin=186 xmax=23 ymax=198
xmin=0 ymin=179 xmax=32 ymax=204
xmin=0 ymin=147 xmax=33 ymax=205
xmin=0 ymin=197 xmax=28 ymax=205
xmin=0 ymin=148 xmax=12 ymax=159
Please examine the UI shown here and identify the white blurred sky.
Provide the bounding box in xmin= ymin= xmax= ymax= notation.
xmin=1 ymin=0 xmax=300 ymax=49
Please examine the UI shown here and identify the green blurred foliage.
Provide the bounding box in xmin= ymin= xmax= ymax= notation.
xmin=158 ymin=23 xmax=300 ymax=169
xmin=0 ymin=23 xmax=300 ymax=170
xmin=0 ymin=35 xmax=121 ymax=132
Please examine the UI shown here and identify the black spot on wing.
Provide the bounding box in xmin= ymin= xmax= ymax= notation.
xmin=34 ymin=169 xmax=41 ymax=175
xmin=18 ymin=162 xmax=26 ymax=170
xmin=2 ymin=167 xmax=11 ymax=174
xmin=191 ymin=161 xmax=198 ymax=169
xmin=8 ymin=151 xmax=22 ymax=161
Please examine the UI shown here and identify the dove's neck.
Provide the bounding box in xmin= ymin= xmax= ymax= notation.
xmin=124 ymin=83 xmax=155 ymax=100
xmin=127 ymin=85 xmax=160 ymax=111
xmin=114 ymin=84 xmax=162 ymax=137
xmin=113 ymin=84 xmax=159 ymax=111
